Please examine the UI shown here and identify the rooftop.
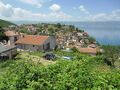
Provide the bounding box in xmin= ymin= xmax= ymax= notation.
xmin=16 ymin=35 xmax=49 ymax=45
xmin=0 ymin=44 xmax=16 ymax=53
xmin=78 ymin=47 xmax=99 ymax=54
xmin=4 ymin=30 xmax=19 ymax=37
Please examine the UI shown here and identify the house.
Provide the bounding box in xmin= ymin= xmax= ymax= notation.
xmin=0 ymin=44 xmax=17 ymax=60
xmin=15 ymin=35 xmax=56 ymax=52
xmin=88 ymin=44 xmax=97 ymax=48
xmin=77 ymin=47 xmax=100 ymax=55
xmin=77 ymin=32 xmax=83 ymax=36
xmin=83 ymin=32 xmax=89 ymax=37
xmin=26 ymin=25 xmax=37 ymax=33
xmin=4 ymin=30 xmax=24 ymax=45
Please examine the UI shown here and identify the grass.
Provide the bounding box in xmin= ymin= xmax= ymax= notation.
xmin=0 ymin=51 xmax=55 ymax=75
xmin=16 ymin=51 xmax=56 ymax=65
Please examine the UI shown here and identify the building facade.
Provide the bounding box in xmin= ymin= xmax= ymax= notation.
xmin=16 ymin=35 xmax=56 ymax=52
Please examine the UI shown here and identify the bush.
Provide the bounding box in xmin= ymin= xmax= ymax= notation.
xmin=0 ymin=53 xmax=120 ymax=90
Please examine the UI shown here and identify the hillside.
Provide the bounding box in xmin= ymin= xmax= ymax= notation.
xmin=18 ymin=23 xmax=98 ymax=48
xmin=0 ymin=19 xmax=16 ymax=27
xmin=0 ymin=50 xmax=120 ymax=89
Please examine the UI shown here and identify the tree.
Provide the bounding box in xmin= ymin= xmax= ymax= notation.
xmin=56 ymin=23 xmax=61 ymax=28
xmin=103 ymin=45 xmax=120 ymax=67
xmin=88 ymin=37 xmax=96 ymax=43
xmin=69 ymin=25 xmax=75 ymax=31
xmin=19 ymin=28 xmax=32 ymax=35
xmin=0 ymin=26 xmax=8 ymax=41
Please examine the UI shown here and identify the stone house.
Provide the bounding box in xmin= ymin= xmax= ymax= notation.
xmin=15 ymin=35 xmax=56 ymax=52
xmin=4 ymin=30 xmax=25 ymax=45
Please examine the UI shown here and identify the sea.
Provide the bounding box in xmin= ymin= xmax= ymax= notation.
xmin=14 ymin=21 xmax=120 ymax=45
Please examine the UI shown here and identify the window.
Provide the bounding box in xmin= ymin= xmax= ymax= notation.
xmin=14 ymin=36 xmax=17 ymax=42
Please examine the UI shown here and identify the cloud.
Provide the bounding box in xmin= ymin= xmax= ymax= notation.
xmin=0 ymin=1 xmax=71 ymax=21
xmin=50 ymin=4 xmax=61 ymax=12
xmin=77 ymin=5 xmax=120 ymax=21
xmin=49 ymin=4 xmax=71 ymax=20
xmin=79 ymin=5 xmax=89 ymax=14
xmin=19 ymin=0 xmax=52 ymax=8
xmin=50 ymin=11 xmax=72 ymax=19
xmin=0 ymin=2 xmax=14 ymax=17
xmin=85 ymin=9 xmax=120 ymax=21
xmin=0 ymin=1 xmax=46 ymax=20
xmin=13 ymin=8 xmax=31 ymax=18
xmin=2 ymin=0 xmax=119 ymax=21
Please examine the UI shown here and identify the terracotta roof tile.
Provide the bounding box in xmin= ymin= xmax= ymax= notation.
xmin=4 ymin=31 xmax=19 ymax=36
xmin=16 ymin=35 xmax=49 ymax=45
xmin=78 ymin=47 xmax=99 ymax=54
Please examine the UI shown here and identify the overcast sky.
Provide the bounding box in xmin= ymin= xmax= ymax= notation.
xmin=0 ymin=0 xmax=120 ymax=21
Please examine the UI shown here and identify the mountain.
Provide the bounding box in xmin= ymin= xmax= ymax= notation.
xmin=0 ymin=19 xmax=16 ymax=27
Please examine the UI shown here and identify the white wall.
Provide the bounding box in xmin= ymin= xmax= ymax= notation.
xmin=17 ymin=36 xmax=56 ymax=51
xmin=43 ymin=36 xmax=56 ymax=50
xmin=9 ymin=36 xmax=14 ymax=45
xmin=17 ymin=44 xmax=43 ymax=51
xmin=9 ymin=35 xmax=19 ymax=45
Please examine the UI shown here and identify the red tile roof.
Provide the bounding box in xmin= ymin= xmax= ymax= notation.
xmin=4 ymin=30 xmax=19 ymax=37
xmin=16 ymin=35 xmax=49 ymax=45
xmin=78 ymin=47 xmax=99 ymax=54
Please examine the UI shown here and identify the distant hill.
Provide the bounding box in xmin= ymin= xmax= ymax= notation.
xmin=0 ymin=19 xmax=16 ymax=27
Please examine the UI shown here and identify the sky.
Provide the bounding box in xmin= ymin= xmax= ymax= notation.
xmin=0 ymin=0 xmax=120 ymax=21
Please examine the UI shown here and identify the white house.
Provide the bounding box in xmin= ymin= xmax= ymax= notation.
xmin=15 ymin=35 xmax=56 ymax=52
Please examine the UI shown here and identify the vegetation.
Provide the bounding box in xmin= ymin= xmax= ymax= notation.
xmin=19 ymin=28 xmax=33 ymax=35
xmin=88 ymin=36 xmax=96 ymax=43
xmin=0 ymin=50 xmax=120 ymax=90
xmin=102 ymin=45 xmax=120 ymax=68
xmin=0 ymin=19 xmax=16 ymax=27
xmin=0 ymin=26 xmax=8 ymax=41
xmin=0 ymin=20 xmax=119 ymax=89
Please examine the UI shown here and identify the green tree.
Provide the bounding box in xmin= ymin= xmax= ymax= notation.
xmin=19 ymin=28 xmax=32 ymax=35
xmin=56 ymin=23 xmax=61 ymax=28
xmin=0 ymin=26 xmax=8 ymax=41
xmin=69 ymin=25 xmax=75 ymax=31
xmin=103 ymin=45 xmax=120 ymax=67
xmin=88 ymin=37 xmax=96 ymax=43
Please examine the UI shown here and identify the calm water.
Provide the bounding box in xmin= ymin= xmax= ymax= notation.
xmin=15 ymin=21 xmax=120 ymax=45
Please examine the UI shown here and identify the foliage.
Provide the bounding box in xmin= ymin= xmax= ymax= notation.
xmin=88 ymin=36 xmax=96 ymax=43
xmin=19 ymin=28 xmax=32 ymax=35
xmin=0 ymin=26 xmax=8 ymax=41
xmin=0 ymin=50 xmax=120 ymax=90
xmin=102 ymin=45 xmax=120 ymax=67
xmin=0 ymin=19 xmax=16 ymax=27
xmin=55 ymin=23 xmax=62 ymax=28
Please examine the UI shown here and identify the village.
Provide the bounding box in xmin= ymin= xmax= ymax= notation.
xmin=0 ymin=23 xmax=101 ymax=60
xmin=0 ymin=0 xmax=120 ymax=89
